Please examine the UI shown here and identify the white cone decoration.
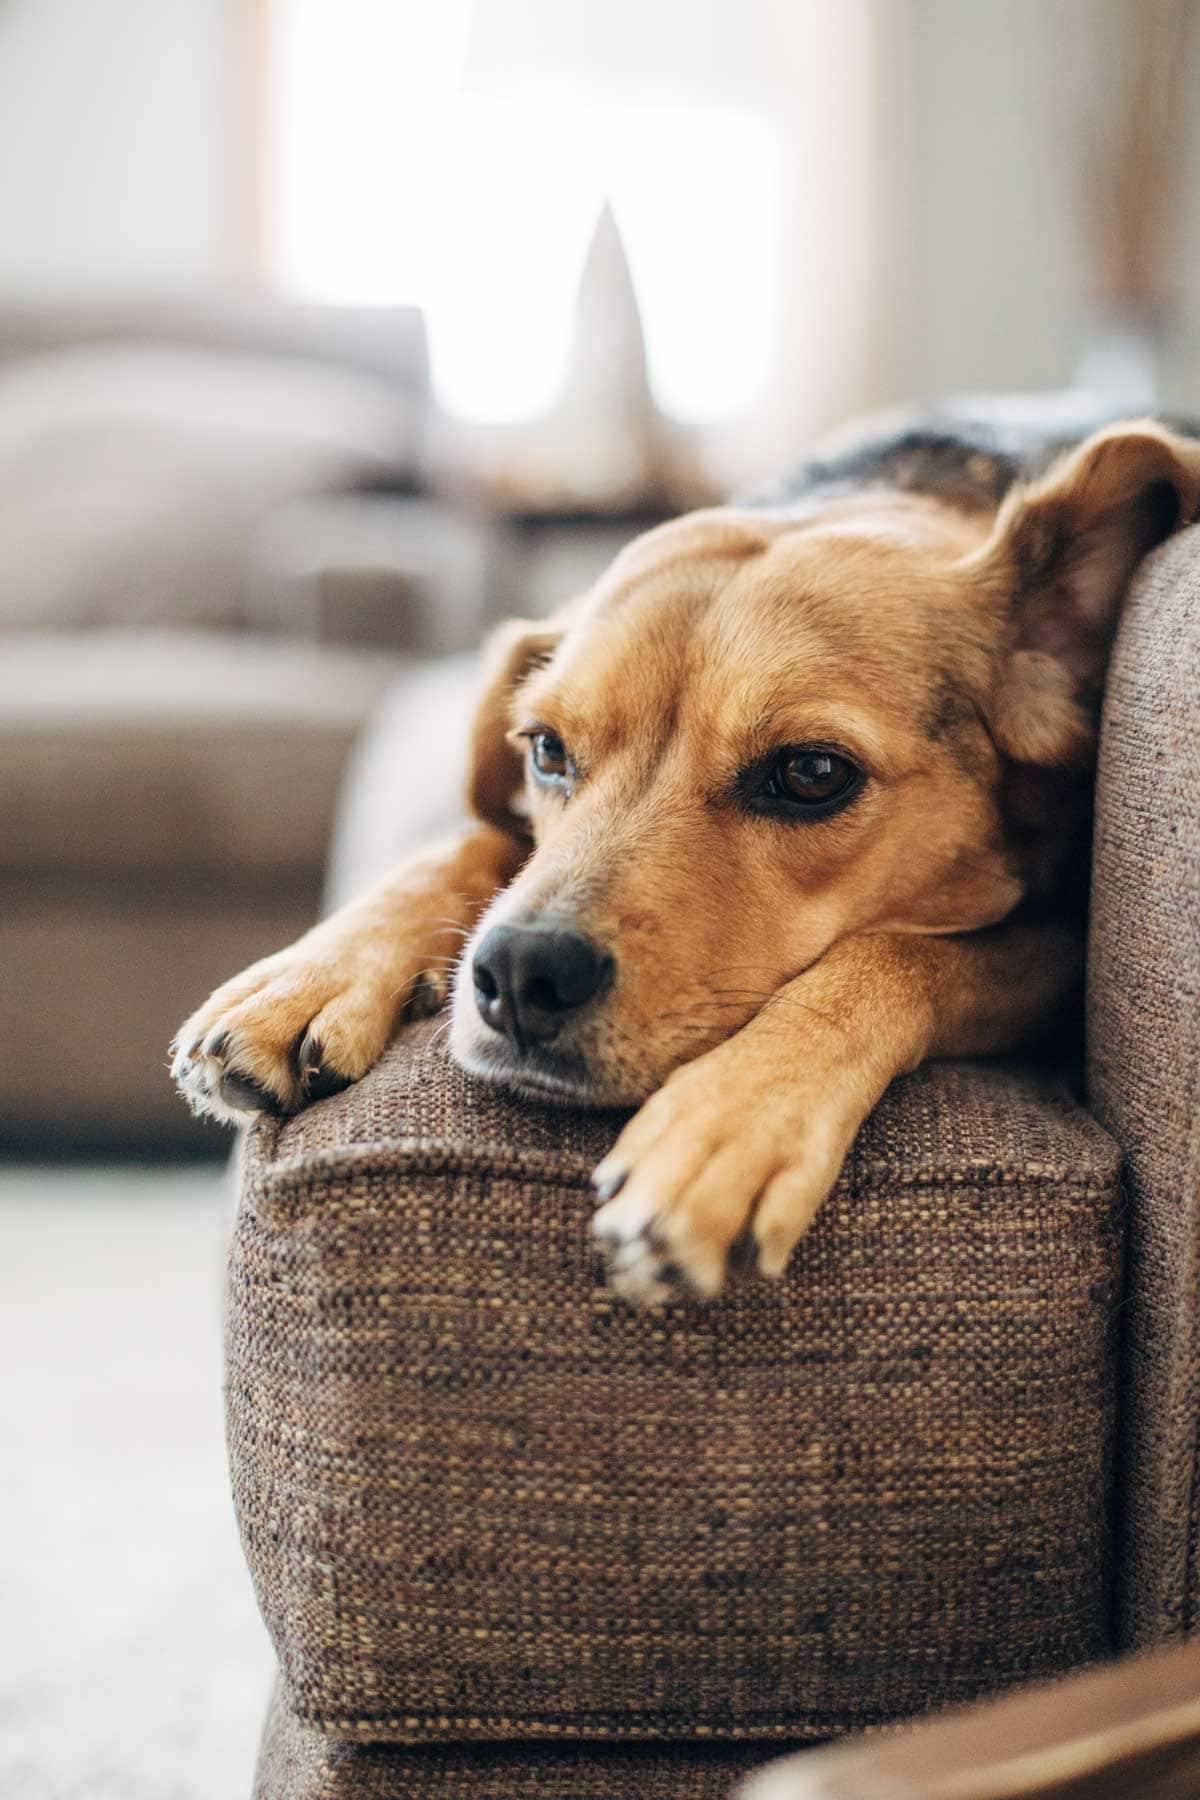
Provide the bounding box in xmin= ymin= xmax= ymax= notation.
xmin=438 ymin=202 xmax=713 ymax=514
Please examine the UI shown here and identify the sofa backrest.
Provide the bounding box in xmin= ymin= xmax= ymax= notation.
xmin=0 ymin=294 xmax=429 ymax=396
xmin=0 ymin=297 xmax=432 ymax=636
xmin=1088 ymin=523 xmax=1200 ymax=1650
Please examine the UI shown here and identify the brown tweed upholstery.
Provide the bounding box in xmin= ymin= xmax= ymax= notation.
xmin=229 ymin=1022 xmax=1122 ymax=1783
xmin=255 ymin=1678 xmax=775 ymax=1799
xmin=1088 ymin=525 xmax=1200 ymax=1649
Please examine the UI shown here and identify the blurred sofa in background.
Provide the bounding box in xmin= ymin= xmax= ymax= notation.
xmin=0 ymin=293 xmax=488 ymax=1154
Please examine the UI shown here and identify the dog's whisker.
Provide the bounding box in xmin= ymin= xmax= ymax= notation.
xmin=386 ymin=960 xmax=466 ymax=1009
xmin=707 ymin=962 xmax=789 ymax=978
xmin=760 ymin=990 xmax=844 ymax=1030
xmin=428 ymin=918 xmax=475 ymax=941
xmin=653 ymin=1002 xmax=758 ymax=1026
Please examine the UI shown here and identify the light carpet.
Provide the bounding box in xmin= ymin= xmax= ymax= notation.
xmin=0 ymin=1164 xmax=276 ymax=1799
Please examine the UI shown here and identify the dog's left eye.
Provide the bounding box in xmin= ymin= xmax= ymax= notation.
xmin=752 ymin=746 xmax=864 ymax=817
xmin=528 ymin=729 xmax=570 ymax=781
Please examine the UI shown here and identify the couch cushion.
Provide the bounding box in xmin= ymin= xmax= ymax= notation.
xmin=228 ymin=1023 xmax=1122 ymax=1749
xmin=0 ymin=631 xmax=400 ymax=880
xmin=0 ymin=341 xmax=416 ymax=632
xmin=1088 ymin=523 xmax=1200 ymax=1649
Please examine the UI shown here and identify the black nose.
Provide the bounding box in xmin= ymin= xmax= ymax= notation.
xmin=472 ymin=923 xmax=614 ymax=1048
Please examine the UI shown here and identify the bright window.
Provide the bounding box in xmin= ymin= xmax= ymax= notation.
xmin=265 ymin=0 xmax=780 ymax=425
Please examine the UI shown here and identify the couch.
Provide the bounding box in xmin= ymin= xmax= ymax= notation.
xmin=223 ymin=523 xmax=1198 ymax=1795
xmin=0 ymin=295 xmax=495 ymax=1153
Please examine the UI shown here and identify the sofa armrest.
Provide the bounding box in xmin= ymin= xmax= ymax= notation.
xmin=227 ymin=1024 xmax=1122 ymax=1750
xmin=1087 ymin=522 xmax=1200 ymax=1649
xmin=740 ymin=1638 xmax=1200 ymax=1799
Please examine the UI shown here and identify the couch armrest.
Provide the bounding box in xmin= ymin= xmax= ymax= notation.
xmin=740 ymin=1638 xmax=1200 ymax=1799
xmin=227 ymin=1025 xmax=1122 ymax=1749
xmin=1087 ymin=522 xmax=1200 ymax=1650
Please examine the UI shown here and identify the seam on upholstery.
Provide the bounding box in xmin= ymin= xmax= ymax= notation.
xmin=250 ymin=1138 xmax=1120 ymax=1210
xmin=255 ymin=1141 xmax=604 ymax=1200
xmin=288 ymin=1708 xmax=873 ymax=1744
xmin=259 ymin=1156 xmax=1114 ymax=1216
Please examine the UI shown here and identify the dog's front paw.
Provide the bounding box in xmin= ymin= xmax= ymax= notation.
xmin=590 ymin=1049 xmax=855 ymax=1308
xmin=171 ymin=950 xmax=436 ymax=1126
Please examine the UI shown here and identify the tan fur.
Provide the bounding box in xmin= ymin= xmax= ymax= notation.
xmin=173 ymin=422 xmax=1200 ymax=1303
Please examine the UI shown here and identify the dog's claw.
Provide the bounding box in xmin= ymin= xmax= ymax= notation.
xmin=302 ymin=1062 xmax=353 ymax=1103
xmin=727 ymin=1228 xmax=759 ymax=1276
xmin=592 ymin=1167 xmax=628 ymax=1203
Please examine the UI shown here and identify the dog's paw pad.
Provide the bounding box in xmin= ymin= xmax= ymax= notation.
xmin=217 ymin=1067 xmax=280 ymax=1115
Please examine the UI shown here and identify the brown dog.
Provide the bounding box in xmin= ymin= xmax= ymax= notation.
xmin=172 ymin=407 xmax=1200 ymax=1306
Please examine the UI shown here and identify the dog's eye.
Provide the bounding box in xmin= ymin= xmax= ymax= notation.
xmin=776 ymin=749 xmax=858 ymax=804
xmin=750 ymin=745 xmax=864 ymax=818
xmin=528 ymin=729 xmax=569 ymax=781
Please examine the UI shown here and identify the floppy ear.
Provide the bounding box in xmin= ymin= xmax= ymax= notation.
xmin=467 ymin=616 xmax=563 ymax=834
xmin=974 ymin=421 xmax=1200 ymax=765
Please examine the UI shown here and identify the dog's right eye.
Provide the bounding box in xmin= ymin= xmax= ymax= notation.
xmin=528 ymin=729 xmax=570 ymax=782
xmin=739 ymin=743 xmax=866 ymax=821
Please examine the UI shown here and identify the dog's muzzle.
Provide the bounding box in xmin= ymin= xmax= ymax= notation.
xmin=471 ymin=921 xmax=614 ymax=1052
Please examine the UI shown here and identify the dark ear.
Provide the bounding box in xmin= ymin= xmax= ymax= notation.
xmin=974 ymin=422 xmax=1200 ymax=765
xmin=467 ymin=616 xmax=563 ymax=834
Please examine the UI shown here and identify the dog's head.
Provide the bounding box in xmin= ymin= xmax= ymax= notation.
xmin=450 ymin=421 xmax=1200 ymax=1104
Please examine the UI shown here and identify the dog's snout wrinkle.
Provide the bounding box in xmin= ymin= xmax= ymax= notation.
xmin=472 ymin=921 xmax=614 ymax=1049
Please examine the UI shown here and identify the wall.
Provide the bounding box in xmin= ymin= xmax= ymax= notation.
xmin=898 ymin=0 xmax=1200 ymax=412
xmin=898 ymin=0 xmax=1083 ymax=403
xmin=1158 ymin=14 xmax=1200 ymax=411
xmin=0 ymin=0 xmax=240 ymax=294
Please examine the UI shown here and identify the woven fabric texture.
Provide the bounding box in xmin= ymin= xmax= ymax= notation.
xmin=228 ymin=1025 xmax=1122 ymax=1751
xmin=254 ymin=1679 xmax=775 ymax=1799
xmin=1089 ymin=525 xmax=1200 ymax=1649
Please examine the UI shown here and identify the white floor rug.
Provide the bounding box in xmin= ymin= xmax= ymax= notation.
xmin=0 ymin=1165 xmax=276 ymax=1799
